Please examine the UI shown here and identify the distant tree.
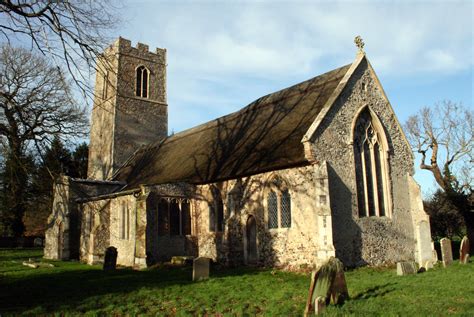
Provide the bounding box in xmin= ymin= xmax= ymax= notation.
xmin=24 ymin=139 xmax=88 ymax=237
xmin=24 ymin=137 xmax=72 ymax=236
xmin=0 ymin=151 xmax=35 ymax=236
xmin=0 ymin=0 xmax=119 ymax=96
xmin=0 ymin=45 xmax=88 ymax=236
xmin=405 ymin=101 xmax=473 ymax=250
xmin=70 ymin=142 xmax=88 ymax=179
xmin=424 ymin=190 xmax=466 ymax=240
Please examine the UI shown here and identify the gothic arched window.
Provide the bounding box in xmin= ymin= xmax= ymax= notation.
xmin=135 ymin=65 xmax=149 ymax=98
xmin=353 ymin=107 xmax=391 ymax=218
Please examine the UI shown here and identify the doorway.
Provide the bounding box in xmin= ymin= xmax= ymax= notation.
xmin=246 ymin=215 xmax=257 ymax=264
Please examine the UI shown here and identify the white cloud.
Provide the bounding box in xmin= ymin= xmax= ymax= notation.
xmin=117 ymin=1 xmax=472 ymax=132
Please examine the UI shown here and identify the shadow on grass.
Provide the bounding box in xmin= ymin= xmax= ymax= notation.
xmin=0 ymin=260 xmax=266 ymax=314
xmin=352 ymin=283 xmax=396 ymax=301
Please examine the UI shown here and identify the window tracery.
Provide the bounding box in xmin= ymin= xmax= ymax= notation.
xmin=135 ymin=65 xmax=149 ymax=98
xmin=353 ymin=107 xmax=391 ymax=217
xmin=266 ymin=180 xmax=292 ymax=229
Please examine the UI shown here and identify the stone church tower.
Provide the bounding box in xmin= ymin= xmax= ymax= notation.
xmin=88 ymin=37 xmax=168 ymax=180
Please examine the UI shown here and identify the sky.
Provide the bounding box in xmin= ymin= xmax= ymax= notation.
xmin=109 ymin=0 xmax=472 ymax=196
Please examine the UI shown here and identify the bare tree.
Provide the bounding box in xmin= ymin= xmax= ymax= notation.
xmin=0 ymin=44 xmax=88 ymax=236
xmin=0 ymin=0 xmax=119 ymax=97
xmin=405 ymin=100 xmax=473 ymax=250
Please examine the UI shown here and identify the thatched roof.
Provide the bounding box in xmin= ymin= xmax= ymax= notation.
xmin=113 ymin=64 xmax=351 ymax=188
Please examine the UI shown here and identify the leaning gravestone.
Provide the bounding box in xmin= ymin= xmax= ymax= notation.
xmin=396 ymin=262 xmax=417 ymax=276
xmin=440 ymin=238 xmax=453 ymax=267
xmin=459 ymin=236 xmax=470 ymax=264
xmin=193 ymin=257 xmax=210 ymax=281
xmin=103 ymin=246 xmax=118 ymax=271
xmin=304 ymin=257 xmax=348 ymax=316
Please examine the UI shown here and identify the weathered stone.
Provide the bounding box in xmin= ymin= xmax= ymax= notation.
xmin=305 ymin=257 xmax=348 ymax=315
xmin=440 ymin=238 xmax=453 ymax=267
xmin=103 ymin=246 xmax=118 ymax=270
xmin=459 ymin=236 xmax=470 ymax=264
xmin=171 ymin=256 xmax=194 ymax=265
xmin=33 ymin=237 xmax=43 ymax=247
xmin=193 ymin=257 xmax=210 ymax=281
xmin=423 ymin=260 xmax=434 ymax=270
xmin=23 ymin=261 xmax=39 ymax=269
xmin=314 ymin=296 xmax=326 ymax=315
xmin=396 ymin=262 xmax=417 ymax=275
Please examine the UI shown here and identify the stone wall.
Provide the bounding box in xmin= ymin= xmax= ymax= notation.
xmin=308 ymin=57 xmax=424 ymax=266
xmin=195 ymin=164 xmax=335 ymax=269
xmin=80 ymin=199 xmax=112 ymax=264
xmin=44 ymin=176 xmax=122 ymax=260
xmin=109 ymin=195 xmax=137 ymax=266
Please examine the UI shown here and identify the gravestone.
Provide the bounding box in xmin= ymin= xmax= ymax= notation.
xmin=103 ymin=246 xmax=118 ymax=271
xmin=416 ymin=221 xmax=432 ymax=265
xmin=459 ymin=236 xmax=470 ymax=264
xmin=193 ymin=257 xmax=210 ymax=281
xmin=440 ymin=238 xmax=453 ymax=267
xmin=33 ymin=237 xmax=43 ymax=247
xmin=304 ymin=257 xmax=348 ymax=316
xmin=396 ymin=262 xmax=417 ymax=276
xmin=424 ymin=260 xmax=434 ymax=270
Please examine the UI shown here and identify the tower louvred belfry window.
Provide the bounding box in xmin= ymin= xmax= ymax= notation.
xmin=354 ymin=107 xmax=391 ymax=218
xmin=135 ymin=65 xmax=148 ymax=98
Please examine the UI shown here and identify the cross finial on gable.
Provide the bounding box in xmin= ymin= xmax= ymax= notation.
xmin=354 ymin=36 xmax=365 ymax=54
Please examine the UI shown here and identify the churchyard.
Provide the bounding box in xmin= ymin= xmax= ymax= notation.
xmin=1 ymin=248 xmax=473 ymax=316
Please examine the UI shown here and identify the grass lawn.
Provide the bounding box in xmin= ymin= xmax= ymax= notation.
xmin=1 ymin=248 xmax=473 ymax=316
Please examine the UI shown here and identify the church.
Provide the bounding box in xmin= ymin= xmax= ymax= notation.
xmin=44 ymin=37 xmax=433 ymax=269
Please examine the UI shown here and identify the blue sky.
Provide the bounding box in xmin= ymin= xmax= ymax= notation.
xmin=111 ymin=1 xmax=472 ymax=196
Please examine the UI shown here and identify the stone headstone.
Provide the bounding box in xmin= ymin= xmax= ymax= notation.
xmin=304 ymin=257 xmax=348 ymax=316
xmin=33 ymin=237 xmax=43 ymax=247
xmin=459 ymin=236 xmax=470 ymax=264
xmin=103 ymin=246 xmax=118 ymax=271
xmin=424 ymin=260 xmax=434 ymax=270
xmin=396 ymin=262 xmax=417 ymax=276
xmin=416 ymin=221 xmax=432 ymax=265
xmin=193 ymin=257 xmax=210 ymax=281
xmin=440 ymin=238 xmax=453 ymax=267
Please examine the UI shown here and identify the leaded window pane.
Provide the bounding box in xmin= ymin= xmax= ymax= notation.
xmin=142 ymin=68 xmax=148 ymax=98
xmin=209 ymin=202 xmax=216 ymax=232
xmin=216 ymin=197 xmax=224 ymax=232
xmin=268 ymin=191 xmax=278 ymax=229
xmin=136 ymin=66 xmax=143 ymax=96
xmin=158 ymin=199 xmax=169 ymax=236
xmin=170 ymin=200 xmax=180 ymax=236
xmin=364 ymin=141 xmax=376 ymax=216
xmin=280 ymin=190 xmax=291 ymax=228
xmin=181 ymin=201 xmax=191 ymax=235
xmin=374 ymin=143 xmax=386 ymax=216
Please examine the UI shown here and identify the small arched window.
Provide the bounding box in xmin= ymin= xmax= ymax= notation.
xmin=353 ymin=107 xmax=391 ymax=218
xmin=266 ymin=181 xmax=292 ymax=229
xmin=135 ymin=65 xmax=149 ymax=98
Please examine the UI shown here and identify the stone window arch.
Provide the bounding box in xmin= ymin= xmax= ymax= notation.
xmin=157 ymin=198 xmax=192 ymax=236
xmin=135 ymin=65 xmax=149 ymax=98
xmin=265 ymin=177 xmax=292 ymax=229
xmin=209 ymin=186 xmax=224 ymax=232
xmin=353 ymin=107 xmax=391 ymax=218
